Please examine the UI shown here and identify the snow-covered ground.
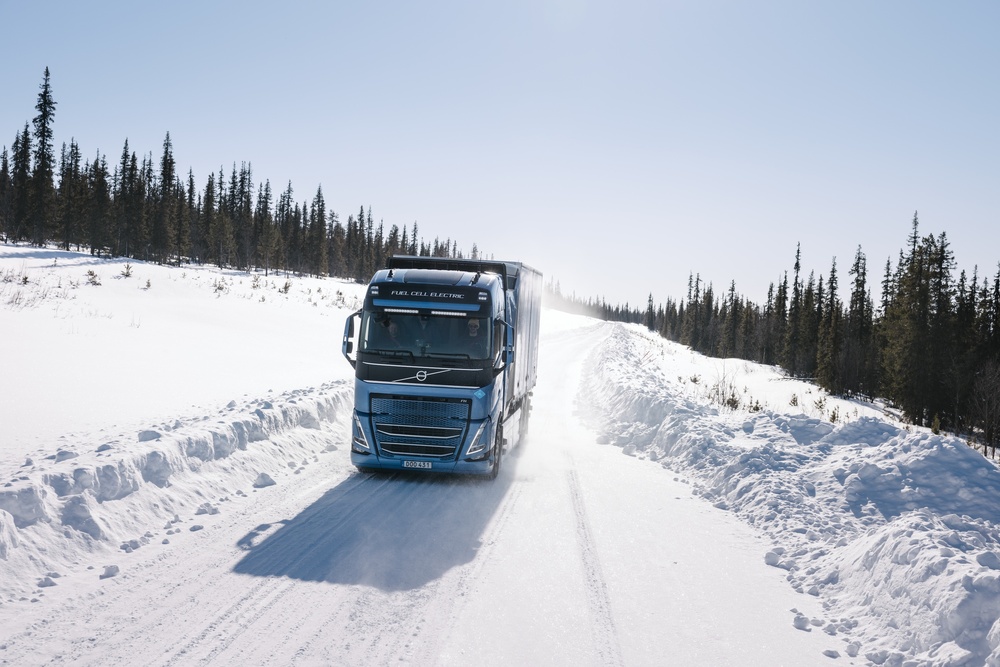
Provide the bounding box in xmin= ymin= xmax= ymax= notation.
xmin=2 ymin=244 xmax=1000 ymax=666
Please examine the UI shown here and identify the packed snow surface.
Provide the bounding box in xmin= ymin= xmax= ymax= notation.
xmin=2 ymin=244 xmax=1000 ymax=666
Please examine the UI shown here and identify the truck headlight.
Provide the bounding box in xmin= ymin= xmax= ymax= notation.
xmin=352 ymin=412 xmax=371 ymax=453
xmin=466 ymin=421 xmax=491 ymax=459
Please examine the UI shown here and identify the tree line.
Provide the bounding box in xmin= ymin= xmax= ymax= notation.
xmin=550 ymin=216 xmax=1000 ymax=456
xmin=0 ymin=69 xmax=479 ymax=283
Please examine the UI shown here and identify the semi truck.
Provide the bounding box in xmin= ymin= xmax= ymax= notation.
xmin=341 ymin=255 xmax=542 ymax=478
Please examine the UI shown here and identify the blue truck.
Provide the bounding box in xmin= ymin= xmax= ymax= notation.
xmin=342 ymin=256 xmax=542 ymax=478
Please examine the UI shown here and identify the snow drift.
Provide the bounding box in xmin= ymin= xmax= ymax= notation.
xmin=581 ymin=323 xmax=1000 ymax=666
xmin=1 ymin=381 xmax=353 ymax=579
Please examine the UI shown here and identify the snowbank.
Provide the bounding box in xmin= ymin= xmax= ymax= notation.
xmin=582 ymin=322 xmax=1000 ymax=667
xmin=0 ymin=381 xmax=353 ymax=590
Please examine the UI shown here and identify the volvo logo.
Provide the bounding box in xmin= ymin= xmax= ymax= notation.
xmin=388 ymin=367 xmax=455 ymax=383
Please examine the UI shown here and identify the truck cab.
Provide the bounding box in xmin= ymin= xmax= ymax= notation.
xmin=343 ymin=257 xmax=540 ymax=478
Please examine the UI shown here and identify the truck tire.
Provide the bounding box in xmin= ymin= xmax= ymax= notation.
xmin=489 ymin=424 xmax=503 ymax=480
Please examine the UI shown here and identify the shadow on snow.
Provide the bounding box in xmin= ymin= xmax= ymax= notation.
xmin=232 ymin=464 xmax=514 ymax=592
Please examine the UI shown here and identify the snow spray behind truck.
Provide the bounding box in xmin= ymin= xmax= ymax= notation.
xmin=342 ymin=256 xmax=542 ymax=478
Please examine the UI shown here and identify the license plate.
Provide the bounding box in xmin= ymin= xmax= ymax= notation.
xmin=403 ymin=460 xmax=432 ymax=469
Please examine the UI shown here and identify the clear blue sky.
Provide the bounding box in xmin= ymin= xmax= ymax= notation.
xmin=2 ymin=1 xmax=997 ymax=307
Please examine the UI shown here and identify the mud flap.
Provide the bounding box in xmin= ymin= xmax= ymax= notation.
xmin=502 ymin=410 xmax=521 ymax=453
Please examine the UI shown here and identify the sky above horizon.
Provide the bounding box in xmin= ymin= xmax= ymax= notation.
xmin=2 ymin=1 xmax=997 ymax=306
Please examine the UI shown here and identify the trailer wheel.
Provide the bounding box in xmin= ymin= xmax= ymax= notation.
xmin=489 ymin=424 xmax=503 ymax=480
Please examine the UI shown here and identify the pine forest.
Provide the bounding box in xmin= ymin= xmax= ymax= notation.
xmin=0 ymin=69 xmax=476 ymax=287
xmin=551 ymin=220 xmax=1000 ymax=456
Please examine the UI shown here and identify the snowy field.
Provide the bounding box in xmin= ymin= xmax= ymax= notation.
xmin=2 ymin=244 xmax=1000 ymax=666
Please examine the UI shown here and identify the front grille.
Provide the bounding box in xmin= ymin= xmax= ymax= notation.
xmin=370 ymin=395 xmax=471 ymax=459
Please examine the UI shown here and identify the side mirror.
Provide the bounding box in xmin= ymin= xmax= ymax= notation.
xmin=493 ymin=319 xmax=512 ymax=375
xmin=342 ymin=310 xmax=361 ymax=368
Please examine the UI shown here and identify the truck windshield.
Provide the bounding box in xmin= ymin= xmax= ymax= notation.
xmin=360 ymin=311 xmax=493 ymax=360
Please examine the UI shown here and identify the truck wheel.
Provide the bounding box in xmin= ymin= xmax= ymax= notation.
xmin=489 ymin=424 xmax=503 ymax=480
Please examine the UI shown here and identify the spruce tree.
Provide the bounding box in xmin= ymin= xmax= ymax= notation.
xmin=56 ymin=139 xmax=84 ymax=250
xmin=344 ymin=214 xmax=359 ymax=279
xmin=773 ymin=272 xmax=789 ymax=365
xmin=10 ymin=126 xmax=32 ymax=243
xmin=201 ymin=171 xmax=217 ymax=265
xmin=990 ymin=268 xmax=1000 ymax=359
xmin=783 ymin=244 xmax=803 ymax=374
xmin=880 ymin=256 xmax=894 ymax=315
xmin=761 ymin=282 xmax=777 ymax=365
xmin=816 ymin=258 xmax=842 ymax=392
xmin=722 ymin=281 xmax=739 ymax=357
xmin=0 ymin=147 xmax=11 ymax=240
xmin=309 ymin=186 xmax=328 ymax=276
xmin=328 ymin=215 xmax=346 ymax=277
xmin=113 ymin=141 xmax=131 ymax=255
xmin=149 ymin=138 xmax=177 ymax=264
xmin=237 ymin=163 xmax=253 ymax=268
xmin=86 ymin=151 xmax=111 ymax=256
xmin=30 ymin=67 xmax=57 ymax=246
xmin=136 ymin=152 xmax=155 ymax=259
xmin=364 ymin=207 xmax=375 ymax=275
xmin=799 ymin=271 xmax=820 ymax=377
xmin=385 ymin=224 xmax=401 ymax=259
xmin=843 ymin=246 xmax=876 ymax=397
xmin=927 ymin=232 xmax=957 ymax=425
xmin=882 ymin=219 xmax=937 ymax=425
xmin=214 ymin=166 xmax=236 ymax=267
xmin=276 ymin=181 xmax=293 ymax=271
xmin=178 ymin=169 xmax=195 ymax=263
xmin=373 ymin=221 xmax=385 ymax=269
xmin=681 ymin=273 xmax=701 ymax=349
xmin=255 ymin=180 xmax=279 ymax=276
xmin=700 ymin=282 xmax=716 ymax=355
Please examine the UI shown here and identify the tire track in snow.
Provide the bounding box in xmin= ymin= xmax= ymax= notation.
xmin=147 ymin=476 xmax=392 ymax=665
xmin=406 ymin=476 xmax=525 ymax=665
xmin=279 ymin=471 xmax=519 ymax=665
xmin=568 ymin=468 xmax=624 ymax=667
xmin=160 ymin=577 xmax=292 ymax=666
xmin=160 ymin=473 xmax=419 ymax=666
xmin=236 ymin=473 xmax=428 ymax=665
xmin=154 ymin=479 xmax=381 ymax=665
